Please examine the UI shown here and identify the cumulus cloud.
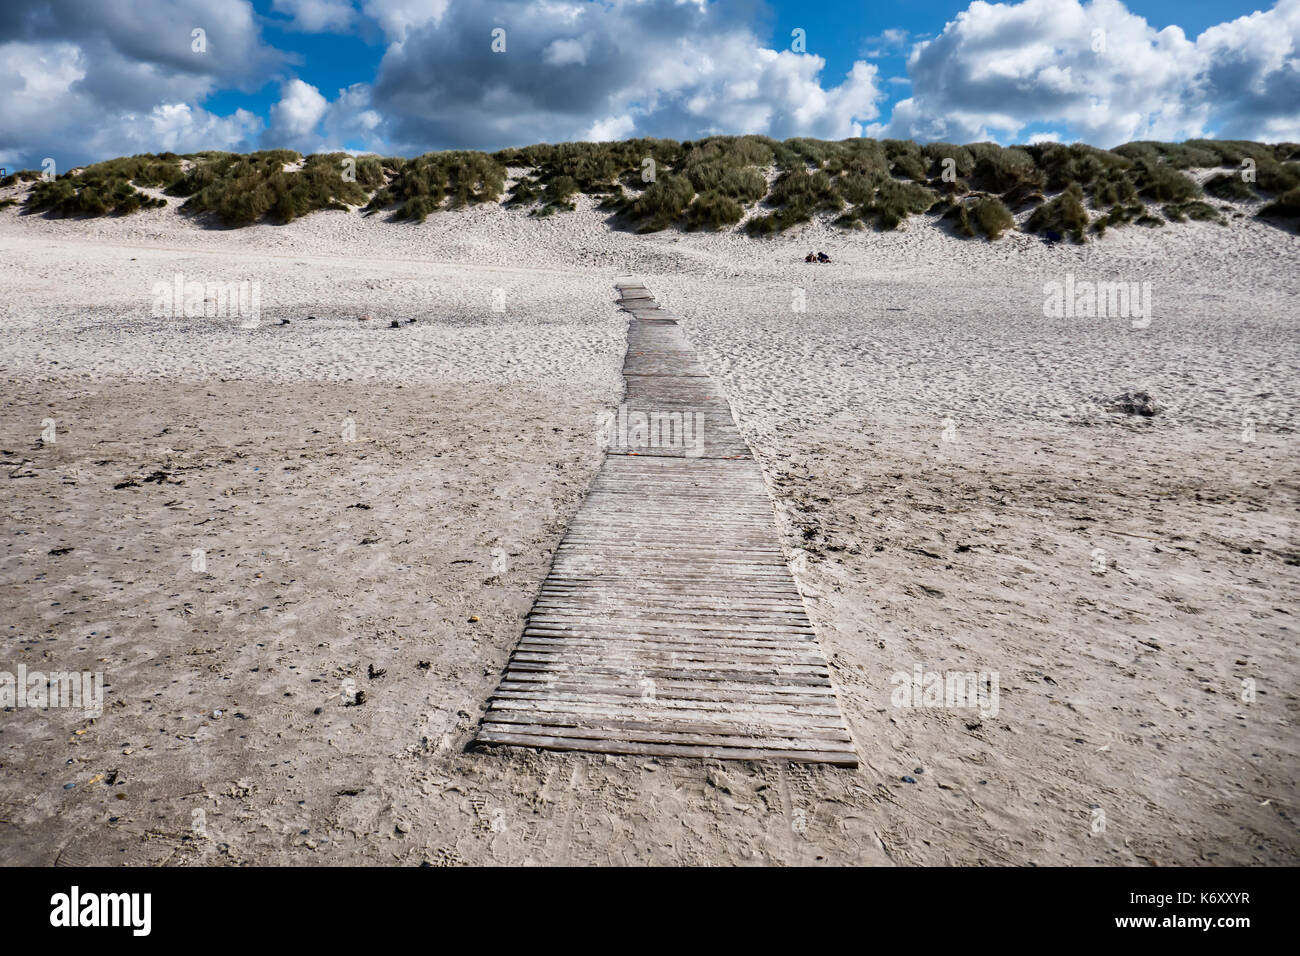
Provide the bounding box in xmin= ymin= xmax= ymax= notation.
xmin=110 ymin=103 xmax=263 ymax=158
xmin=268 ymin=78 xmax=330 ymax=145
xmin=861 ymin=28 xmax=910 ymax=59
xmin=0 ymin=0 xmax=283 ymax=92
xmin=361 ymin=0 xmax=451 ymax=42
xmin=262 ymin=79 xmax=390 ymax=154
xmin=368 ymin=0 xmax=884 ymax=151
xmin=870 ymin=0 xmax=1300 ymax=146
xmin=0 ymin=0 xmax=282 ymax=167
xmin=271 ymin=0 xmax=357 ymax=33
xmin=1197 ymin=0 xmax=1300 ymax=141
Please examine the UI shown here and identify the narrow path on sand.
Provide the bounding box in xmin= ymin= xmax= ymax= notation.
xmin=473 ymin=282 xmax=857 ymax=765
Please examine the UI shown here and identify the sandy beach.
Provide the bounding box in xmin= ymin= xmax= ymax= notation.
xmin=0 ymin=189 xmax=1296 ymax=865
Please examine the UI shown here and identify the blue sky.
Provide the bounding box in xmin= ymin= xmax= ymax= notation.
xmin=214 ymin=0 xmax=1267 ymax=149
xmin=1 ymin=0 xmax=1297 ymax=169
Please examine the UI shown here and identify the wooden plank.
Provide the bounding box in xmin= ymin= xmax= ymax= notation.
xmin=474 ymin=731 xmax=858 ymax=767
xmin=478 ymin=720 xmax=852 ymax=752
xmin=473 ymin=282 xmax=857 ymax=767
xmin=491 ymin=686 xmax=843 ymax=710
xmin=495 ymin=676 xmax=838 ymax=698
xmin=486 ymin=700 xmax=852 ymax=731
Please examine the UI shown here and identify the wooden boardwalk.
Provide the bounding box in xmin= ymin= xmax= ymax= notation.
xmin=474 ymin=282 xmax=857 ymax=765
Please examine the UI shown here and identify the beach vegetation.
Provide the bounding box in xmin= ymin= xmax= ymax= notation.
xmin=1026 ymin=183 xmax=1090 ymax=241
xmin=10 ymin=136 xmax=1292 ymax=233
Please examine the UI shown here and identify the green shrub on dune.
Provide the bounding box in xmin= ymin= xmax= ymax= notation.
xmin=1204 ymin=173 xmax=1257 ymax=201
xmin=25 ymin=153 xmax=181 ymax=217
xmin=943 ymin=195 xmax=1016 ymax=239
xmin=1163 ymin=200 xmax=1223 ymax=223
xmin=744 ymin=167 xmax=843 ymax=234
xmin=1091 ymin=202 xmax=1145 ymax=236
xmin=825 ymin=138 xmax=889 ymax=177
xmin=835 ymin=169 xmax=886 ymax=206
xmin=866 ymin=177 xmax=938 ymax=229
xmin=768 ymin=168 xmax=841 ymax=212
xmin=1259 ymin=186 xmax=1300 ymax=225
xmin=1027 ymin=183 xmax=1090 ymax=241
xmin=1089 ymin=166 xmax=1139 ymax=206
xmin=364 ymin=150 xmax=505 ymax=221
xmin=1183 ymin=139 xmax=1278 ymax=168
xmin=1030 ymin=143 xmax=1132 ymax=193
xmin=8 ymin=135 xmax=1292 ymax=234
xmin=505 ymin=178 xmax=542 ymax=206
xmin=966 ymin=144 xmax=1043 ymax=194
xmin=1114 ymin=140 xmax=1220 ymax=169
xmin=691 ymin=135 xmax=779 ymax=169
xmin=1132 ymin=159 xmax=1201 ymax=203
xmin=1 ymin=169 xmax=43 ymax=188
xmin=624 ymin=173 xmax=695 ymax=231
xmin=179 ymin=150 xmax=378 ymax=225
xmin=921 ymin=142 xmax=976 ymax=179
xmin=1257 ymin=161 xmax=1300 ymax=195
xmin=685 ymin=163 xmax=767 ymax=203
xmin=745 ymin=206 xmax=812 ymax=234
xmin=537 ymin=174 xmax=579 ymax=212
xmin=686 ymin=191 xmax=745 ymax=230
xmin=495 ymin=138 xmax=682 ymax=213
xmin=882 ymin=139 xmax=928 ymax=181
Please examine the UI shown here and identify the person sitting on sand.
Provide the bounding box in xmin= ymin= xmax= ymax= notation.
xmin=805 ymin=252 xmax=816 ymax=263
xmin=817 ymin=251 xmax=831 ymax=263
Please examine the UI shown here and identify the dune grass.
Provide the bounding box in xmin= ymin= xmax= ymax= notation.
xmin=25 ymin=153 xmax=183 ymax=217
xmin=622 ymin=174 xmax=696 ymax=232
xmin=174 ymin=151 xmax=388 ymax=226
xmin=942 ymin=195 xmax=1016 ymax=239
xmin=363 ymin=151 xmax=503 ymax=222
xmin=686 ymin=191 xmax=745 ymax=230
xmin=1163 ymin=200 xmax=1224 ymax=223
xmin=499 ymin=138 xmax=681 ymax=216
xmin=1 ymin=169 xmax=45 ymax=189
xmin=1259 ymin=186 xmax=1300 ymax=225
xmin=1026 ymin=184 xmax=1091 ymax=242
xmin=1091 ymin=202 xmax=1144 ymax=236
xmin=11 ymin=137 xmax=1296 ymax=236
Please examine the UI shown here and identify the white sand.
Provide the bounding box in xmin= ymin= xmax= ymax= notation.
xmin=0 ymin=188 xmax=1296 ymax=865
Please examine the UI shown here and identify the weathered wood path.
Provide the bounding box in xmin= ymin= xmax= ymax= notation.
xmin=474 ymin=282 xmax=857 ymax=765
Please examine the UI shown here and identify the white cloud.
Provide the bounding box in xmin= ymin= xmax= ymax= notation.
xmin=362 ymin=0 xmax=451 ymax=42
xmin=584 ymin=115 xmax=635 ymax=141
xmin=115 ymin=103 xmax=263 ymax=156
xmin=543 ymin=37 xmax=588 ymax=67
xmin=0 ymin=39 xmax=261 ymax=168
xmin=1196 ymin=0 xmax=1300 ymax=141
xmin=869 ymin=0 xmax=1300 ymax=146
xmin=268 ymin=78 xmax=330 ymax=145
xmin=861 ymin=28 xmax=910 ymax=58
xmin=272 ymin=0 xmax=356 ymax=33
xmin=258 ymin=80 xmax=391 ymax=154
xmin=371 ymin=1 xmax=885 ymax=151
xmin=0 ymin=0 xmax=284 ymax=167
